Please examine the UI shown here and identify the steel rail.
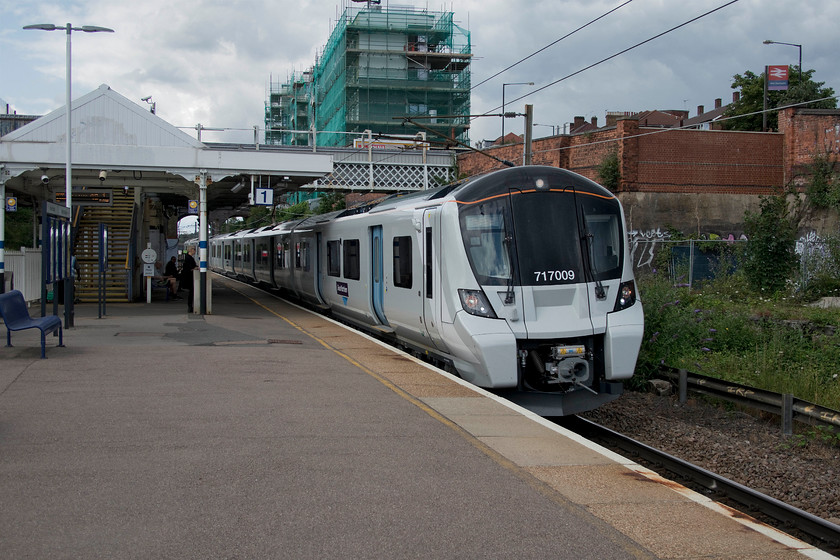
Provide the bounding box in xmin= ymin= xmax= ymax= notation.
xmin=560 ymin=415 xmax=840 ymax=552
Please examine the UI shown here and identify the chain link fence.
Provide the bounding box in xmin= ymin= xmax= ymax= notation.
xmin=629 ymin=236 xmax=840 ymax=293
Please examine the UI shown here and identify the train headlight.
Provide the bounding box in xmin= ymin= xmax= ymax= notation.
xmin=458 ymin=289 xmax=497 ymax=318
xmin=613 ymin=280 xmax=637 ymax=312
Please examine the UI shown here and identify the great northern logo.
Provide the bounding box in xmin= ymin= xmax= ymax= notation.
xmin=336 ymin=282 xmax=349 ymax=297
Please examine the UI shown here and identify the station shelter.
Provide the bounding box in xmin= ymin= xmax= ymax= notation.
xmin=0 ymin=84 xmax=333 ymax=313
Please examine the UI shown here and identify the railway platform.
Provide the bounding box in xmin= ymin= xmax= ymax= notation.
xmin=0 ymin=275 xmax=834 ymax=559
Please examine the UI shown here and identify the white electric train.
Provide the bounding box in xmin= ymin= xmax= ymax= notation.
xmin=207 ymin=166 xmax=644 ymax=415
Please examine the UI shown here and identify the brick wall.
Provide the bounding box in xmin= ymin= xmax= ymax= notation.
xmin=455 ymin=110 xmax=840 ymax=235
xmin=458 ymin=117 xmax=785 ymax=195
xmin=633 ymin=127 xmax=783 ymax=194
xmin=778 ymin=108 xmax=840 ymax=184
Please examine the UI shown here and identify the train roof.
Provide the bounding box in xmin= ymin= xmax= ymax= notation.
xmin=451 ymin=166 xmax=615 ymax=204
xmin=207 ymin=167 xmax=615 ymax=238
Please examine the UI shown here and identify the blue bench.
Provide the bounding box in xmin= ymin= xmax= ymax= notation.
xmin=0 ymin=290 xmax=64 ymax=359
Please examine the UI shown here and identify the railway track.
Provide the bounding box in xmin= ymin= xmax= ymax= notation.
xmin=557 ymin=415 xmax=840 ymax=556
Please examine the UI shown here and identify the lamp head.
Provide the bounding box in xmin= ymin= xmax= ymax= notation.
xmin=23 ymin=24 xmax=59 ymax=31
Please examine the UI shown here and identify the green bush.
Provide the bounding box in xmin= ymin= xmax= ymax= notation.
xmin=635 ymin=270 xmax=840 ymax=410
xmin=596 ymin=150 xmax=620 ymax=193
xmin=742 ymin=195 xmax=798 ymax=294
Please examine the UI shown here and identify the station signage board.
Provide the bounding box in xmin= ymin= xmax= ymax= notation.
xmin=768 ymin=65 xmax=789 ymax=91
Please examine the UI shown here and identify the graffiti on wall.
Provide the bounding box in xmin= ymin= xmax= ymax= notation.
xmin=629 ymin=229 xmax=748 ymax=270
xmin=629 ymin=228 xmax=672 ymax=268
xmin=796 ymin=230 xmax=840 ymax=282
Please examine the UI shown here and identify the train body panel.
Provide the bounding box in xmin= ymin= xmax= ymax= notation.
xmin=208 ymin=166 xmax=644 ymax=415
xmin=604 ymin=301 xmax=645 ymax=380
xmin=319 ymin=216 xmax=379 ymax=327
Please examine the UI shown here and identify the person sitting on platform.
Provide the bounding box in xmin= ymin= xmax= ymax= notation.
xmin=163 ymin=256 xmax=181 ymax=299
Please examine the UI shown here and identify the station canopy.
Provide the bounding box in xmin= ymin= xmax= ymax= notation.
xmin=0 ymin=84 xmax=333 ymax=222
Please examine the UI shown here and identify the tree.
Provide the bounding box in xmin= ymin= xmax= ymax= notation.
xmin=722 ymin=66 xmax=836 ymax=132
xmin=316 ymin=192 xmax=346 ymax=214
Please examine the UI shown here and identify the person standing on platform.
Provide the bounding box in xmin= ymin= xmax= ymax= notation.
xmin=181 ymin=246 xmax=198 ymax=313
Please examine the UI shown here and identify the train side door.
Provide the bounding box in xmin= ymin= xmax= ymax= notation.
xmin=421 ymin=208 xmax=446 ymax=350
xmin=315 ymin=232 xmax=324 ymax=303
xmin=370 ymin=225 xmax=388 ymax=326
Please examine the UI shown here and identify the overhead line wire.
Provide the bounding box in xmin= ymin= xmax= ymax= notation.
xmin=487 ymin=0 xmax=741 ymax=115
xmin=471 ymin=0 xmax=635 ymax=91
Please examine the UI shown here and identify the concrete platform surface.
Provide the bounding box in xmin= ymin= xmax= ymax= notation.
xmin=0 ymin=276 xmax=834 ymax=559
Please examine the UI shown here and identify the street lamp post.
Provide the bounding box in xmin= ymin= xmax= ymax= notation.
xmin=502 ymin=82 xmax=534 ymax=140
xmin=23 ymin=23 xmax=114 ymax=210
xmin=763 ymin=39 xmax=802 ymax=82
xmin=24 ymin=23 xmax=113 ymax=325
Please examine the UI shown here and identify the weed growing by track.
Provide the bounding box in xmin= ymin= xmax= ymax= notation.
xmin=634 ymin=270 xmax=840 ymax=411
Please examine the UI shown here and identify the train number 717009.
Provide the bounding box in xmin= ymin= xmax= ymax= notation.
xmin=534 ymin=270 xmax=576 ymax=282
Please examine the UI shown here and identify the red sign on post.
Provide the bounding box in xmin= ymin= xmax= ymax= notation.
xmin=768 ymin=65 xmax=789 ymax=91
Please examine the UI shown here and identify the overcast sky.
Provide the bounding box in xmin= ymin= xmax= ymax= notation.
xmin=2 ymin=0 xmax=838 ymax=146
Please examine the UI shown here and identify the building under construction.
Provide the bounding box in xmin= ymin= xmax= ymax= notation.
xmin=265 ymin=2 xmax=471 ymax=147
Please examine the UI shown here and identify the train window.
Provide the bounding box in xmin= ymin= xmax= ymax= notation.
xmin=276 ymin=241 xmax=285 ymax=269
xmin=580 ymin=200 xmax=623 ymax=280
xmin=327 ymin=240 xmax=341 ymax=277
xmin=295 ymin=242 xmax=302 ymax=269
xmin=243 ymin=243 xmax=251 ymax=264
xmin=224 ymin=244 xmax=231 ymax=261
xmin=459 ymin=204 xmax=512 ymax=286
xmin=302 ymin=241 xmax=310 ymax=272
xmin=344 ymin=239 xmax=360 ymax=280
xmin=256 ymin=241 xmax=269 ymax=267
xmin=393 ymin=236 xmax=412 ymax=289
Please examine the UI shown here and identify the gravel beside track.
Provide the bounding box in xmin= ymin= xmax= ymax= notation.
xmin=581 ymin=391 xmax=840 ymax=525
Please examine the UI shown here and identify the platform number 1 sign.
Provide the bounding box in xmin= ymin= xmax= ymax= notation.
xmin=255 ymin=188 xmax=273 ymax=206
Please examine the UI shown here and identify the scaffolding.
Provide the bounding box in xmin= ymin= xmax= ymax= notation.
xmin=265 ymin=70 xmax=314 ymax=146
xmin=265 ymin=2 xmax=471 ymax=147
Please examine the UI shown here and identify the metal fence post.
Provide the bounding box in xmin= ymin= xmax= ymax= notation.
xmin=679 ymin=369 xmax=688 ymax=404
xmin=782 ymin=393 xmax=794 ymax=436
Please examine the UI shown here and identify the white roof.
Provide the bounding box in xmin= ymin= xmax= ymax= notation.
xmin=0 ymin=84 xmax=332 ymax=185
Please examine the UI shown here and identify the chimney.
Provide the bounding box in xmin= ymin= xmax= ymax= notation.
xmin=697 ymin=105 xmax=704 ymax=116
xmin=591 ymin=116 xmax=598 ymax=127
xmin=733 ymin=92 xmax=740 ymax=103
xmin=714 ymin=98 xmax=722 ymax=109
xmin=573 ymin=116 xmax=585 ymax=127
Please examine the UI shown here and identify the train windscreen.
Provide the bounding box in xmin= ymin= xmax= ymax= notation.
xmin=459 ymin=190 xmax=622 ymax=286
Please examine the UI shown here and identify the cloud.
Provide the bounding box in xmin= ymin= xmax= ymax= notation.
xmin=3 ymin=0 xmax=839 ymax=146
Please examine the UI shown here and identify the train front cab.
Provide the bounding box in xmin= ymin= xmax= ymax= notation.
xmin=446 ymin=166 xmax=644 ymax=415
